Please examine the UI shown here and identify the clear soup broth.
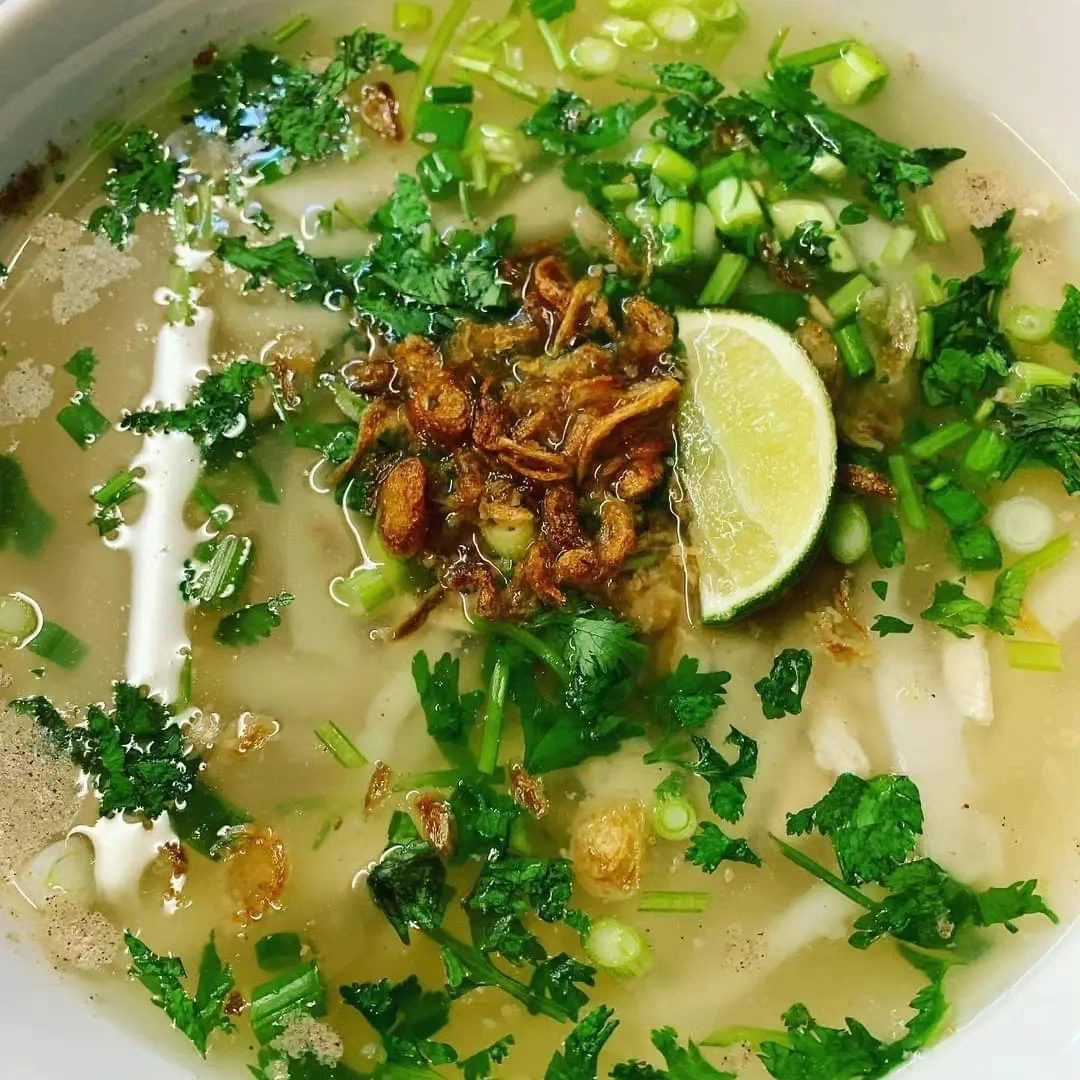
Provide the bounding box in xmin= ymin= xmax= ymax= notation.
xmin=1 ymin=1 xmax=1079 ymax=1077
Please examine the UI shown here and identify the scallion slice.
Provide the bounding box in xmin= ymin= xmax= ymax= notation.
xmin=57 ymin=399 xmax=110 ymax=448
xmin=583 ymin=917 xmax=653 ymax=977
xmin=916 ymin=204 xmax=949 ymax=245
xmin=27 ymin=620 xmax=86 ymax=668
xmin=698 ymin=251 xmax=749 ymax=306
xmin=1004 ymin=305 xmax=1057 ymax=345
xmin=826 ymin=500 xmax=871 ymax=565
xmin=638 ymin=890 xmax=710 ymax=914
xmin=835 ymin=323 xmax=875 ymax=379
xmin=652 ymin=794 xmax=697 ymax=841
xmin=250 ymin=961 xmax=326 ymax=1044
xmin=1007 ymin=640 xmax=1063 ymax=672
xmin=315 ymin=721 xmax=368 ymax=768
xmin=888 ymin=455 xmax=928 ymax=531
xmin=394 ymin=2 xmax=434 ymax=32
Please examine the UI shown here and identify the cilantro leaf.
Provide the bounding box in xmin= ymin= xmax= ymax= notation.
xmin=0 ymin=453 xmax=54 ymax=556
xmin=121 ymin=361 xmax=268 ymax=470
xmin=522 ymin=90 xmax=653 ymax=157
xmin=871 ymin=615 xmax=913 ymax=637
xmin=1053 ymin=283 xmax=1080 ymax=361
xmin=64 ymin=346 xmax=99 ymax=395
xmin=464 ymin=856 xmax=577 ymax=925
xmin=14 ymin=683 xmax=200 ymax=819
xmin=447 ymin=780 xmax=520 ymax=862
xmin=125 ymin=932 xmax=235 ymax=1056
xmin=756 ymin=954 xmax=949 ymax=1080
xmin=413 ymin=652 xmax=485 ymax=759
xmin=651 ymin=63 xmax=726 ymax=158
xmin=922 ymin=212 xmax=1020 ymax=408
xmin=787 ymin=773 xmax=924 ymax=886
xmin=919 ymin=580 xmax=990 ymax=638
xmin=870 ymin=511 xmax=905 ymax=569
xmin=650 ymin=656 xmax=730 ymax=733
xmin=545 ymin=1006 xmax=619 ymax=1080
xmin=214 ymin=592 xmax=293 ymax=646
xmin=530 ymin=0 xmax=575 ymax=17
xmin=528 ymin=953 xmax=596 ymax=1022
xmin=340 ymin=975 xmax=457 ymax=1071
xmin=687 ymin=821 xmax=761 ymax=873
xmin=367 ymin=812 xmax=452 ymax=943
xmin=612 ymin=1026 xmax=736 ymax=1079
xmin=849 ymin=858 xmax=1058 ymax=951
xmin=657 ymin=729 xmax=758 ymax=822
xmin=457 ymin=1035 xmax=516 ymax=1079
xmin=216 ymin=236 xmax=352 ymax=299
xmin=714 ymin=65 xmax=962 ymax=219
xmin=754 ymin=649 xmax=812 ymax=719
xmin=88 ymin=128 xmax=179 ymax=246
xmin=998 ymin=376 xmax=1080 ymax=494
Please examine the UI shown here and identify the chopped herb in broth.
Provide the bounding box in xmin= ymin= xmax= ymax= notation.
xmin=0 ymin=2 xmax=1078 ymax=1078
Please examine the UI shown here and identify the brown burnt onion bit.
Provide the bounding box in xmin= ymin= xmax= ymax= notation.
xmin=347 ymin=254 xmax=684 ymax=620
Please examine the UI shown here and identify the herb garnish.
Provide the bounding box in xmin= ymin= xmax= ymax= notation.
xmin=754 ymin=648 xmax=813 ymax=719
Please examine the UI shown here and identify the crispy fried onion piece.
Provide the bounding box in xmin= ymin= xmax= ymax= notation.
xmin=570 ymin=800 xmax=649 ymax=899
xmin=226 ymin=828 xmax=289 ymax=923
xmin=445 ymin=557 xmax=502 ymax=619
xmin=555 ymin=499 xmax=637 ymax=586
xmin=519 ymin=539 xmax=566 ymax=607
xmin=526 ymin=257 xmax=616 ymax=351
xmin=377 ymin=457 xmax=429 ymax=557
xmin=358 ymin=82 xmax=403 ymax=141
xmin=619 ymin=295 xmax=675 ymax=368
xmin=813 ymin=574 xmax=870 ymax=663
xmin=446 ymin=320 xmax=542 ymax=367
xmin=392 ymin=584 xmax=449 ymax=640
xmin=331 ymin=400 xmax=410 ymax=487
xmin=838 ymin=463 xmax=895 ymax=499
xmin=576 ymin=377 xmax=681 ymax=481
xmin=393 ymin=335 xmax=472 ymax=447
xmin=495 ymin=437 xmax=574 ymax=483
xmin=552 ymin=273 xmax=618 ymax=353
xmin=416 ymin=794 xmax=455 ymax=858
xmin=509 ymin=762 xmax=549 ymax=819
xmin=795 ymin=318 xmax=842 ymax=396
xmin=365 ymin=761 xmax=394 ymax=816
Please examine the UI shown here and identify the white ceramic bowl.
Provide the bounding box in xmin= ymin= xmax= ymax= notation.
xmin=1 ymin=0 xmax=1078 ymax=1076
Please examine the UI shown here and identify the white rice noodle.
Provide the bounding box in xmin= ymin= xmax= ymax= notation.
xmin=942 ymin=632 xmax=995 ymax=726
xmin=808 ymin=710 xmax=872 ymax=777
xmin=875 ymin=630 xmax=1005 ymax=882
xmin=1024 ymin=545 xmax=1080 ymax=636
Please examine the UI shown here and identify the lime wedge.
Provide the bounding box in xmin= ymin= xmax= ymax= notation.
xmin=676 ymin=309 xmax=837 ymax=624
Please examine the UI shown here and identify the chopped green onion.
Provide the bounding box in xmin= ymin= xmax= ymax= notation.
xmin=583 ymin=917 xmax=653 ymax=977
xmin=693 ymin=202 xmax=720 ymax=261
xmin=657 ymin=198 xmax=695 ymax=266
xmin=92 ymin=469 xmax=140 ymax=508
xmin=414 ymin=102 xmax=473 ymax=149
xmin=882 ymin=224 xmax=917 ymax=267
xmin=532 ymin=0 xmax=575 ymax=18
xmin=652 ymin=794 xmax=697 ymax=841
xmin=57 ymin=399 xmax=110 ymax=448
xmin=1008 ymin=360 xmax=1073 ymax=395
xmin=417 ymin=147 xmax=470 ymax=198
xmin=698 ymin=151 xmax=750 ymax=191
xmin=916 ymin=204 xmax=949 ymax=245
xmin=835 ymin=323 xmax=875 ymax=379
xmin=169 ymin=779 xmax=250 ymax=859
xmin=775 ymin=36 xmax=854 ymax=69
xmin=648 ymin=4 xmax=700 ymax=43
xmin=699 ymin=251 xmax=749 ymax=306
xmin=0 ymin=593 xmax=39 ymax=646
xmin=1004 ymin=305 xmax=1057 ymax=345
xmin=914 ymin=263 xmax=947 ymax=307
xmin=809 ymin=152 xmax=847 ymax=184
xmin=190 ymin=535 xmax=254 ymax=607
xmin=394 ymin=2 xmax=434 ymax=31
xmin=651 ymin=145 xmax=698 ymax=188
xmin=452 ymin=49 xmax=494 ymax=75
xmin=706 ymin=176 xmax=764 ymax=237
xmin=537 ymin=18 xmax=570 ymax=72
xmin=962 ymin=428 xmax=1008 ymax=479
xmin=26 ymin=620 xmax=87 ymax=668
xmin=827 ymin=499 xmax=871 ymax=565
xmin=826 ymin=274 xmax=873 ymax=321
xmin=406 ymin=0 xmax=473 ymax=130
xmin=315 ymin=721 xmax=368 ymax=768
xmin=250 ymin=961 xmax=326 ymax=1044
xmin=272 ymin=15 xmax=311 ymax=43
xmin=827 ymin=42 xmax=890 ymax=106
xmin=888 ymin=454 xmax=928 ymax=531
xmin=600 ymin=182 xmax=639 ymax=202
xmin=915 ymin=309 xmax=935 ymax=362
xmin=477 ymin=652 xmax=510 ymax=775
xmin=256 ymin=933 xmax=303 ymax=972
xmin=992 ymin=535 xmax=1071 ymax=628
xmin=950 ymin=524 xmax=1002 ymax=571
xmin=909 ymin=421 xmax=973 ymax=461
xmin=570 ymin=35 xmax=620 ymax=75
xmin=489 ymin=66 xmax=544 ymax=102
xmin=638 ymin=890 xmax=710 ymax=913
xmin=599 ymin=15 xmax=658 ymax=50
xmin=1007 ymin=640 xmax=1063 ymax=672
xmin=428 ymin=83 xmax=474 ymax=104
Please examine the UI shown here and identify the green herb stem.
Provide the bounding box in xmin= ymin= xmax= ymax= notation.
xmin=1006 ymin=639 xmax=1063 ymax=672
xmin=478 ymin=653 xmax=510 ymax=775
xmin=315 ymin=721 xmax=368 ymax=768
xmin=888 ymin=455 xmax=928 ymax=531
xmin=909 ymin=421 xmax=972 ymax=461
xmin=702 ymin=1025 xmax=790 ymax=1051
xmin=407 ymin=0 xmax=474 ymax=131
xmin=471 ymin=618 xmax=570 ymax=682
xmin=770 ymin=833 xmax=876 ymax=911
xmin=638 ymin=890 xmax=710 ymax=914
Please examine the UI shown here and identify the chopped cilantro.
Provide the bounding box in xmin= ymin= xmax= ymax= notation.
xmin=124 ymin=932 xmax=235 ymax=1056
xmin=457 ymin=1035 xmax=515 ymax=1079
xmin=121 ymin=361 xmax=268 ymax=470
xmin=787 ymin=774 xmax=924 ymax=885
xmin=650 ymin=729 xmax=758 ymax=823
xmin=870 ymin=511 xmax=905 ymax=569
xmin=649 ymin=655 xmax=731 ymax=743
xmin=713 ymin=64 xmax=963 ymax=219
xmin=367 ymin=812 xmax=452 ymax=944
xmin=447 ymin=780 xmax=520 ymax=862
xmin=412 ymin=652 xmax=485 ymax=761
xmin=687 ymin=821 xmax=762 ymax=873
xmin=14 ymin=682 xmax=199 ymax=819
xmin=464 ymin=855 xmax=577 ymax=925
xmin=216 ymin=236 xmax=351 ymax=299
xmin=213 ymin=592 xmax=293 ymax=646
xmin=88 ymin=128 xmax=180 ymax=246
xmin=871 ymin=615 xmax=914 ymax=636
xmin=754 ymin=648 xmax=813 ymax=719
xmin=919 ymin=579 xmax=990 ymax=638
xmin=922 ymin=212 xmax=1020 ymax=408
xmin=651 ymin=63 xmax=727 ymax=158
xmin=871 ymin=580 xmax=889 ymax=601
xmin=1053 ymin=283 xmax=1080 ymax=361
xmin=545 ymin=1006 xmax=619 ymax=1080
xmin=612 ymin=1026 xmax=736 ymax=1079
xmin=522 ymin=90 xmax=654 ymax=157
xmin=998 ymin=375 xmax=1080 ymax=494
xmin=0 ymin=454 xmax=54 ymax=555
xmin=340 ymin=975 xmax=457 ymax=1072
xmin=530 ymin=0 xmax=576 ymax=17
xmin=63 ymin=346 xmax=99 ymax=394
